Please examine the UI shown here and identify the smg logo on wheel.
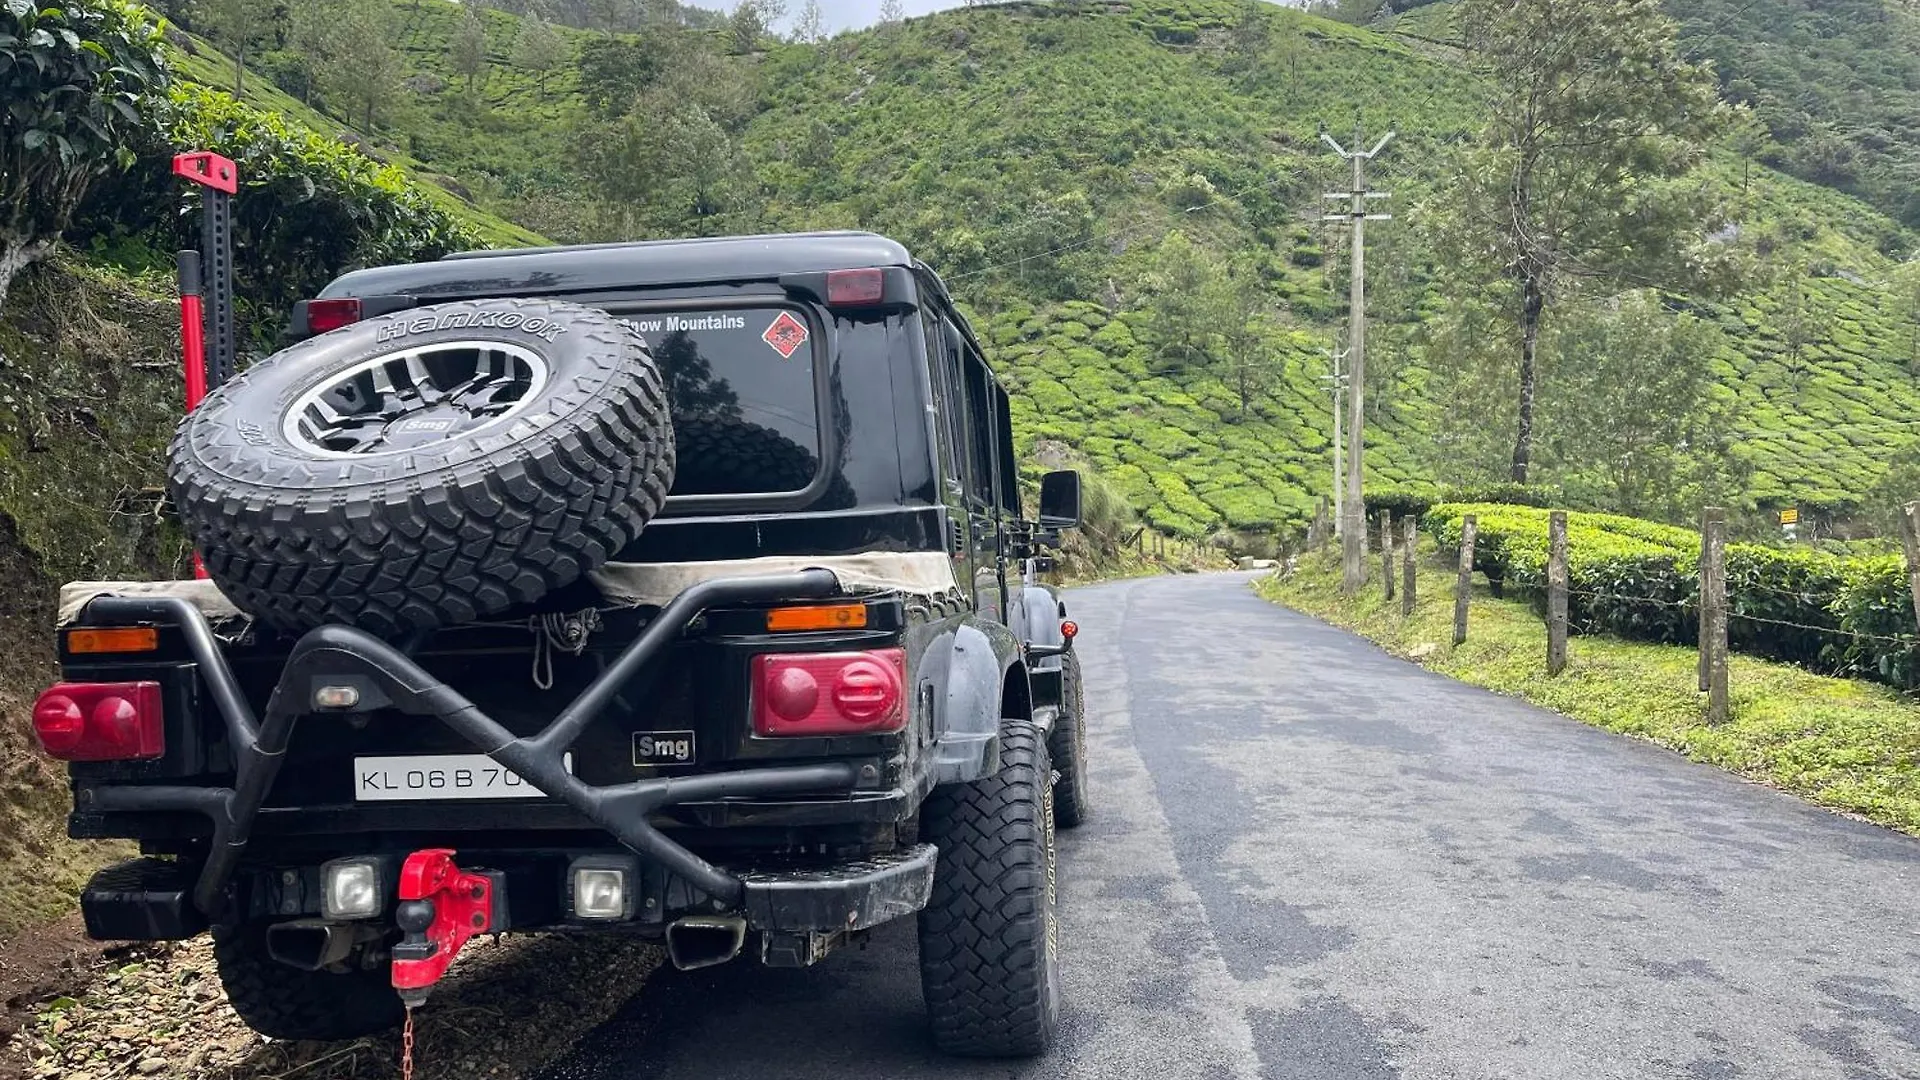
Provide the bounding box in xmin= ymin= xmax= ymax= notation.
xmin=632 ymin=730 xmax=696 ymax=765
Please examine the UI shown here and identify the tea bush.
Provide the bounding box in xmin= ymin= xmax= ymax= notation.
xmin=1425 ymin=504 xmax=1920 ymax=688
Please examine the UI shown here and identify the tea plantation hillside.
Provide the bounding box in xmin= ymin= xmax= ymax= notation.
xmin=176 ymin=0 xmax=1920 ymax=537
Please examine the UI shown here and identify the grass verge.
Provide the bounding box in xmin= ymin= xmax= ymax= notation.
xmin=1260 ymin=544 xmax=1920 ymax=835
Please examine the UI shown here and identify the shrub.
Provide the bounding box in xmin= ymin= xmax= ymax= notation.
xmin=73 ymin=84 xmax=480 ymax=344
xmin=1363 ymin=484 xmax=1437 ymax=520
xmin=1437 ymin=481 xmax=1562 ymax=508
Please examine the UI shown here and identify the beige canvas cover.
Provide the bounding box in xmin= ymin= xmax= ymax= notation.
xmin=58 ymin=552 xmax=960 ymax=626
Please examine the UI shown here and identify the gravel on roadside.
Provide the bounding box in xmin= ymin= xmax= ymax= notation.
xmin=8 ymin=932 xmax=662 ymax=1080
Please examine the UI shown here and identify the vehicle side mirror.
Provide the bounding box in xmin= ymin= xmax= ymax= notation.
xmin=1038 ymin=470 xmax=1082 ymax=529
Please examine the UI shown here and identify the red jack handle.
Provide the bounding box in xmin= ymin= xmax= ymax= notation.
xmin=391 ymin=849 xmax=501 ymax=1007
xmin=177 ymin=251 xmax=207 ymax=411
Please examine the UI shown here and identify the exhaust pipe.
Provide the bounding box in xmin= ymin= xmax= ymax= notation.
xmin=265 ymin=920 xmax=358 ymax=972
xmin=666 ymin=916 xmax=748 ymax=971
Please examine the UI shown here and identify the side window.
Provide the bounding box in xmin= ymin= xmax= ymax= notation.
xmin=961 ymin=354 xmax=996 ymax=506
xmin=994 ymin=384 xmax=1021 ymax=517
xmin=923 ymin=308 xmax=965 ymax=488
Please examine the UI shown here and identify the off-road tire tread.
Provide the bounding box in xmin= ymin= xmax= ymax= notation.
xmin=1048 ymin=652 xmax=1091 ymax=828
xmin=212 ymin=923 xmax=403 ymax=1041
xmin=168 ymin=299 xmax=675 ymax=635
xmin=918 ymin=724 xmax=1058 ymax=1057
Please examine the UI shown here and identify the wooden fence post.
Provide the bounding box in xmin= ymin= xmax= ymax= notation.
xmin=1401 ymin=515 xmax=1417 ymax=615
xmin=1380 ymin=512 xmax=1395 ymax=601
xmin=1698 ymin=507 xmax=1712 ymax=693
xmin=1701 ymin=507 xmax=1729 ymax=724
xmin=1546 ymin=510 xmax=1569 ymax=676
xmin=1453 ymin=515 xmax=1477 ymax=646
xmin=1900 ymin=502 xmax=1920 ymax=636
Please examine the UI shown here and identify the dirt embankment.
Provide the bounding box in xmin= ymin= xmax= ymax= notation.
xmin=0 ymin=258 xmax=192 ymax=1072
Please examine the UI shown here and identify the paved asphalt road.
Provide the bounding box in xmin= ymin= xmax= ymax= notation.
xmin=536 ymin=572 xmax=1920 ymax=1080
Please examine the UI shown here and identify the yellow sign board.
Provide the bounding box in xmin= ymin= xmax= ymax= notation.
xmin=1779 ymin=507 xmax=1800 ymax=526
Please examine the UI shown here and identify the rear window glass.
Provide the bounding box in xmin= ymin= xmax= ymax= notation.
xmin=622 ymin=307 xmax=821 ymax=497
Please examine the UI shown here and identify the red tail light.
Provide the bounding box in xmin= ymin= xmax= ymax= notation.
xmin=305 ymin=298 xmax=363 ymax=334
xmin=32 ymin=682 xmax=165 ymax=761
xmin=753 ymin=649 xmax=906 ymax=736
xmin=825 ymin=269 xmax=886 ymax=307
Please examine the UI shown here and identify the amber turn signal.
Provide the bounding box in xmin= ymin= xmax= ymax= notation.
xmin=65 ymin=627 xmax=160 ymax=655
xmin=766 ymin=603 xmax=868 ymax=632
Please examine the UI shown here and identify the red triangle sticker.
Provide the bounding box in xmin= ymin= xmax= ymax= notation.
xmin=763 ymin=312 xmax=810 ymax=359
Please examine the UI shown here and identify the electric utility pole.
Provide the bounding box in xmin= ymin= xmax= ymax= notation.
xmin=1321 ymin=343 xmax=1350 ymax=537
xmin=1322 ymin=120 xmax=1393 ymax=594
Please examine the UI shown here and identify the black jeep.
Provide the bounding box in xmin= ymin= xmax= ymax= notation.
xmin=35 ymin=231 xmax=1090 ymax=1057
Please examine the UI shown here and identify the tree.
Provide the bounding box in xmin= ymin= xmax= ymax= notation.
xmin=792 ymin=0 xmax=823 ymax=43
xmin=577 ymin=35 xmax=665 ymax=118
xmin=1892 ymin=261 xmax=1920 ymax=374
xmin=326 ymin=0 xmax=404 ymax=130
xmin=1139 ymin=232 xmax=1227 ymax=372
xmin=1536 ymin=293 xmax=1742 ymax=518
xmin=580 ymin=98 xmax=755 ymax=233
xmin=1452 ymin=0 xmax=1731 ymax=481
xmin=452 ymin=4 xmax=490 ymax=94
xmin=586 ymin=0 xmax=636 ymax=35
xmin=1774 ymin=260 xmax=1831 ymax=388
xmin=199 ymin=0 xmax=273 ymax=97
xmin=512 ymin=14 xmax=569 ymax=88
xmin=728 ymin=0 xmax=782 ymax=53
xmin=1217 ymin=261 xmax=1284 ymax=418
xmin=1 ymin=1 xmax=165 ymax=307
xmin=878 ymin=0 xmax=904 ymax=26
xmin=1223 ymin=0 xmax=1271 ymax=75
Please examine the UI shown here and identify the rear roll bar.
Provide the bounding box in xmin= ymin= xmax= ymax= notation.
xmin=78 ymin=569 xmax=851 ymax=915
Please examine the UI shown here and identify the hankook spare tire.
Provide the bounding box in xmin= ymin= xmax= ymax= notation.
xmin=167 ymin=298 xmax=675 ymax=636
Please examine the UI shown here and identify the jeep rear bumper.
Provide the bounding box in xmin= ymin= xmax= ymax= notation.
xmin=73 ymin=569 xmax=880 ymax=921
xmin=79 ymin=843 xmax=937 ymax=944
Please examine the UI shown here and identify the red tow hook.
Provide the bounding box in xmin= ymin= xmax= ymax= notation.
xmin=390 ymin=849 xmax=504 ymax=1007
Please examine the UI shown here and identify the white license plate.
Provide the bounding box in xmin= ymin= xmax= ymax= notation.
xmin=353 ymin=753 xmax=571 ymax=802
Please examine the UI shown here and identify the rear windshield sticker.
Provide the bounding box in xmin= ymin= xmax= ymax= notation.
xmin=762 ymin=311 xmax=810 ymax=359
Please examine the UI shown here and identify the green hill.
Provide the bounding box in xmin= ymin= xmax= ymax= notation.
xmin=158 ymin=0 xmax=1920 ymax=536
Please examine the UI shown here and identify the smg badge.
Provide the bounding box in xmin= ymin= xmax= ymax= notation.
xmin=632 ymin=730 xmax=696 ymax=766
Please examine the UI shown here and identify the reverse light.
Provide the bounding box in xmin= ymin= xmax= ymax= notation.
xmin=314 ymin=684 xmax=361 ymax=710
xmin=321 ymin=858 xmax=383 ymax=920
xmin=568 ymin=856 xmax=637 ymax=921
xmin=304 ymin=298 xmax=363 ymax=334
xmin=752 ymin=648 xmax=907 ymax=737
xmin=825 ymin=268 xmax=886 ymax=306
xmin=31 ymin=682 xmax=164 ymax=762
xmin=64 ymin=627 xmax=159 ymax=655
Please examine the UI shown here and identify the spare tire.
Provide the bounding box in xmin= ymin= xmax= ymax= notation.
xmin=168 ymin=298 xmax=675 ymax=636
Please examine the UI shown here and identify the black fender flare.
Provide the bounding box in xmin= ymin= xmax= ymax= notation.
xmin=926 ymin=618 xmax=1026 ymax=785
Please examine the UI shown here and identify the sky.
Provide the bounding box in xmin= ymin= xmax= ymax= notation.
xmin=775 ymin=0 xmax=959 ymax=34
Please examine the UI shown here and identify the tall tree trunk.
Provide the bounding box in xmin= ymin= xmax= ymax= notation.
xmin=233 ymin=45 xmax=245 ymax=97
xmin=1510 ymin=276 xmax=1544 ymax=482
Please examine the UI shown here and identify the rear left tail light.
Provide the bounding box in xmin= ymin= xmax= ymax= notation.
xmin=753 ymin=648 xmax=907 ymax=736
xmin=304 ymin=298 xmax=362 ymax=334
xmin=32 ymin=682 xmax=165 ymax=761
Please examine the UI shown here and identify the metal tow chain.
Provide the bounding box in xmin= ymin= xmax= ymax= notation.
xmin=401 ymin=1006 xmax=416 ymax=1080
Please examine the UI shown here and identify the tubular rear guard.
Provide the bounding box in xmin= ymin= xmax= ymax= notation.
xmin=71 ymin=569 xmax=860 ymax=918
xmin=391 ymin=849 xmax=499 ymax=1001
